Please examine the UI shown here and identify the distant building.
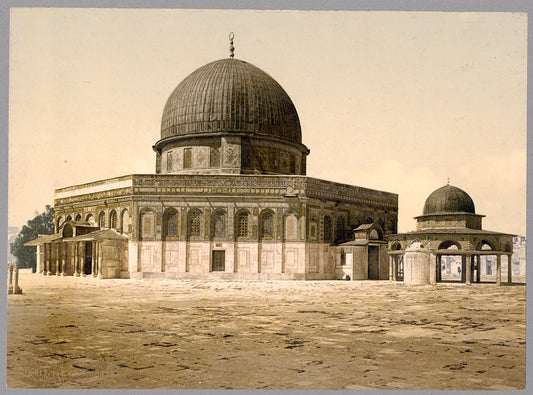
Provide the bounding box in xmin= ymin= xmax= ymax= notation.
xmin=512 ymin=235 xmax=526 ymax=277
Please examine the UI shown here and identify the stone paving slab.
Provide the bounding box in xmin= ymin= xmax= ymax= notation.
xmin=6 ymin=273 xmax=526 ymax=389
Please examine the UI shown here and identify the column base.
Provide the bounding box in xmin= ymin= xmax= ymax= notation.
xmin=92 ymin=273 xmax=97 ymax=278
xmin=74 ymin=272 xmax=80 ymax=277
xmin=46 ymin=272 xmax=53 ymax=276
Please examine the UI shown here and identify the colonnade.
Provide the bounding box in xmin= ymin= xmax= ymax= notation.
xmin=388 ymin=250 xmax=513 ymax=285
xmin=39 ymin=241 xmax=103 ymax=278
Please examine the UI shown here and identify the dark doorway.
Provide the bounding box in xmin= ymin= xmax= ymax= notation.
xmin=212 ymin=250 xmax=225 ymax=272
xmin=84 ymin=242 xmax=93 ymax=275
xmin=368 ymin=246 xmax=379 ymax=280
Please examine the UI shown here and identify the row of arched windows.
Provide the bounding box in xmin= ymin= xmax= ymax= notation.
xmin=56 ymin=208 xmax=130 ymax=235
xmin=151 ymin=209 xmax=350 ymax=242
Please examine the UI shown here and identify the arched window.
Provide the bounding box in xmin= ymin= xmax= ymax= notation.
xmin=237 ymin=211 xmax=249 ymax=238
xmin=211 ymin=210 xmax=226 ymax=238
xmin=183 ymin=148 xmax=192 ymax=169
xmin=86 ymin=214 xmax=95 ymax=224
xmin=66 ymin=215 xmax=72 ymax=222
xmin=120 ymin=209 xmax=130 ymax=234
xmin=188 ymin=210 xmax=202 ymax=237
xmin=75 ymin=214 xmax=82 ymax=221
xmin=98 ymin=212 xmax=106 ymax=228
xmin=56 ymin=216 xmax=63 ymax=231
xmin=63 ymin=223 xmax=74 ymax=238
xmin=336 ymin=216 xmax=345 ymax=242
xmin=210 ymin=147 xmax=220 ymax=167
xmin=284 ymin=213 xmax=298 ymax=241
xmin=163 ymin=209 xmax=178 ymax=238
xmin=260 ymin=211 xmax=274 ymax=239
xmin=166 ymin=151 xmax=173 ymax=172
xmin=323 ymin=215 xmax=332 ymax=242
xmin=109 ymin=210 xmax=117 ymax=229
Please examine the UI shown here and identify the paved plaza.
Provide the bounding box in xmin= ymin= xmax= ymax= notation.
xmin=7 ymin=273 xmax=526 ymax=390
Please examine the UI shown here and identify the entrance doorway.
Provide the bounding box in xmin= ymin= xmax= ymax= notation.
xmin=368 ymin=246 xmax=379 ymax=279
xmin=84 ymin=242 xmax=93 ymax=275
xmin=212 ymin=250 xmax=225 ymax=272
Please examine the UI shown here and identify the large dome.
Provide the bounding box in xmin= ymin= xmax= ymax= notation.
xmin=423 ymin=185 xmax=476 ymax=215
xmin=160 ymin=58 xmax=302 ymax=144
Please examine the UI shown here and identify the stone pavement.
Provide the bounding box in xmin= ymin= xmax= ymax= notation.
xmin=6 ymin=273 xmax=526 ymax=389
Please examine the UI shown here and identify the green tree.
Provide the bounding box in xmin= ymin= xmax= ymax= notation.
xmin=10 ymin=205 xmax=55 ymax=271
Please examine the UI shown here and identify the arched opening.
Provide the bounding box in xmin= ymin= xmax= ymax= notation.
xmin=236 ymin=210 xmax=250 ymax=239
xmin=163 ymin=208 xmax=178 ymax=239
xmin=66 ymin=215 xmax=72 ymax=222
xmin=86 ymin=214 xmax=95 ymax=225
xmin=188 ymin=209 xmax=202 ymax=238
xmin=62 ymin=223 xmax=74 ymax=238
xmin=390 ymin=242 xmax=403 ymax=280
xmin=438 ymin=241 xmax=462 ymax=283
xmin=475 ymin=240 xmax=499 ymax=283
xmin=109 ymin=210 xmax=118 ymax=230
xmin=98 ymin=212 xmax=106 ymax=228
xmin=120 ymin=209 xmax=130 ymax=235
xmin=211 ymin=210 xmax=226 ymax=239
xmin=140 ymin=210 xmax=155 ymax=240
xmin=260 ymin=210 xmax=274 ymax=240
xmin=75 ymin=214 xmax=82 ymax=222
xmin=284 ymin=213 xmax=298 ymax=241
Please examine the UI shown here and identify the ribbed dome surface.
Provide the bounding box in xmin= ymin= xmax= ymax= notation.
xmin=423 ymin=185 xmax=476 ymax=215
xmin=160 ymin=58 xmax=302 ymax=143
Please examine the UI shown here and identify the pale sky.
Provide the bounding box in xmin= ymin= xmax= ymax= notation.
xmin=8 ymin=9 xmax=527 ymax=235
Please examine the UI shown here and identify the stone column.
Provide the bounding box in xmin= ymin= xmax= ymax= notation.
xmin=429 ymin=253 xmax=437 ymax=285
xmin=43 ymin=244 xmax=49 ymax=275
xmin=13 ymin=265 xmax=22 ymax=294
xmin=61 ymin=244 xmax=67 ymax=276
xmin=388 ymin=255 xmax=393 ymax=280
xmin=74 ymin=242 xmax=80 ymax=276
xmin=55 ymin=244 xmax=60 ymax=275
xmin=476 ymin=255 xmax=481 ymax=283
xmin=496 ymin=254 xmax=502 ymax=286
xmin=92 ymin=242 xmax=97 ymax=277
xmin=465 ymin=255 xmax=471 ymax=285
xmin=461 ymin=255 xmax=466 ymax=283
xmin=437 ymin=255 xmax=442 ymax=283
xmin=392 ymin=255 xmax=398 ymax=281
xmin=98 ymin=241 xmax=104 ymax=279
xmin=507 ymin=254 xmax=512 ymax=285
xmin=71 ymin=243 xmax=76 ymax=276
xmin=8 ymin=265 xmax=14 ymax=293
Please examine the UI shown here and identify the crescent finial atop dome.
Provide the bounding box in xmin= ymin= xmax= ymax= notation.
xmin=229 ymin=32 xmax=235 ymax=58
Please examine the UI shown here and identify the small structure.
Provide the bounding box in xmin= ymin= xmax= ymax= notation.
xmin=388 ymin=184 xmax=514 ymax=285
xmin=336 ymin=223 xmax=389 ymax=280
xmin=7 ymin=264 xmax=22 ymax=294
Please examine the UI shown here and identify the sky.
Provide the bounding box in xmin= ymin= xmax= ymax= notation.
xmin=8 ymin=8 xmax=527 ymax=235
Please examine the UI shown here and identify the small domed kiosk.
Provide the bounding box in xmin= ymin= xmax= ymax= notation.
xmin=388 ymin=184 xmax=515 ymax=285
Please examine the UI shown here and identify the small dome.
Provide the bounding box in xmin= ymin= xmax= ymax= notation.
xmin=423 ymin=185 xmax=476 ymax=215
xmin=160 ymin=58 xmax=302 ymax=144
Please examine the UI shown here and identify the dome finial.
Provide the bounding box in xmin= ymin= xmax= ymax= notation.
xmin=447 ymin=177 xmax=450 ymax=185
xmin=229 ymin=32 xmax=235 ymax=58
